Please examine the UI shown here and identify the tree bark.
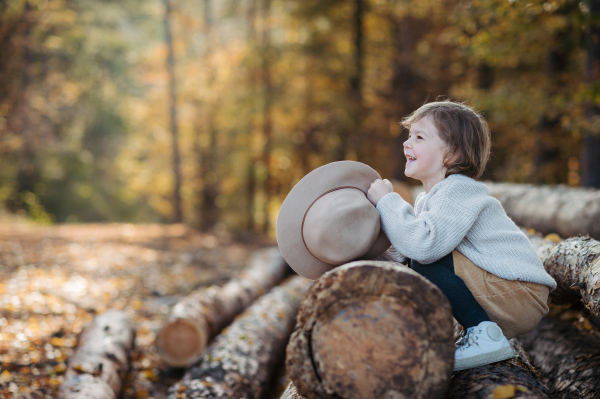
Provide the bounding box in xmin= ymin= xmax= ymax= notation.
xmin=582 ymin=0 xmax=600 ymax=188
xmin=286 ymin=261 xmax=454 ymax=399
xmin=280 ymin=382 xmax=304 ymax=399
xmin=520 ymin=316 xmax=600 ymax=399
xmin=528 ymin=236 xmax=600 ymax=327
xmin=485 ymin=182 xmax=600 ymax=240
xmin=165 ymin=275 xmax=311 ymax=399
xmin=156 ymin=246 xmax=290 ymax=367
xmin=447 ymin=332 xmax=552 ymax=399
xmin=58 ymin=310 xmax=135 ymax=399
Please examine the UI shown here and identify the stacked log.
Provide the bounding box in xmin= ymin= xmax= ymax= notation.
xmin=485 ymin=182 xmax=600 ymax=240
xmin=520 ymin=316 xmax=600 ymax=398
xmin=447 ymin=337 xmax=552 ymax=399
xmin=156 ymin=246 xmax=290 ymax=367
xmin=525 ymin=234 xmax=600 ymax=327
xmin=286 ymin=261 xmax=455 ymax=399
xmin=58 ymin=310 xmax=135 ymax=399
xmin=165 ymin=275 xmax=311 ymax=399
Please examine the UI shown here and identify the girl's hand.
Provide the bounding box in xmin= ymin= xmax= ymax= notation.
xmin=368 ymin=179 xmax=393 ymax=206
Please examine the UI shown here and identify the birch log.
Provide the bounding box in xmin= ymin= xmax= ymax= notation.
xmin=156 ymin=246 xmax=290 ymax=367
xmin=286 ymin=261 xmax=455 ymax=399
xmin=528 ymin=236 xmax=600 ymax=327
xmin=519 ymin=316 xmax=600 ymax=399
xmin=58 ymin=310 xmax=135 ymax=399
xmin=165 ymin=275 xmax=311 ymax=399
xmin=485 ymin=182 xmax=600 ymax=240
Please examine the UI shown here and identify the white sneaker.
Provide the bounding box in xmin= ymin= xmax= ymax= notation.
xmin=453 ymin=321 xmax=515 ymax=371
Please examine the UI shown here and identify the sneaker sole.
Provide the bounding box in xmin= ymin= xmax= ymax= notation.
xmin=453 ymin=346 xmax=516 ymax=371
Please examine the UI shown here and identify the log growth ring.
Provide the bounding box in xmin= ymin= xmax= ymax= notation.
xmin=286 ymin=261 xmax=455 ymax=399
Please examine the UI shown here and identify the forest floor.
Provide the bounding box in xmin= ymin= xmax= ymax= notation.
xmin=0 ymin=220 xmax=289 ymax=399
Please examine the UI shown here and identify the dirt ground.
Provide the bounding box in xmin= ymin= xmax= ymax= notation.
xmin=0 ymin=221 xmax=289 ymax=399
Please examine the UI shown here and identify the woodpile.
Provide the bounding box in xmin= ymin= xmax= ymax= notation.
xmin=286 ymin=261 xmax=455 ymax=399
xmin=53 ymin=184 xmax=600 ymax=399
xmin=156 ymin=246 xmax=290 ymax=366
xmin=57 ymin=310 xmax=135 ymax=399
xmin=165 ymin=275 xmax=311 ymax=399
xmin=485 ymin=182 xmax=600 ymax=240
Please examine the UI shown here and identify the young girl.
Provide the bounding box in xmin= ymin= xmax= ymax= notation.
xmin=367 ymin=101 xmax=556 ymax=371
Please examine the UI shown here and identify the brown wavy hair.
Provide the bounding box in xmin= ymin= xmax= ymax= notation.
xmin=401 ymin=100 xmax=491 ymax=180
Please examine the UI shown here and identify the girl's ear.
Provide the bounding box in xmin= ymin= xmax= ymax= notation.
xmin=444 ymin=146 xmax=459 ymax=166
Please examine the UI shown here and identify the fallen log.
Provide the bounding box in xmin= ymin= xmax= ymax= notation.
xmin=519 ymin=316 xmax=600 ymax=399
xmin=485 ymin=182 xmax=600 ymax=240
xmin=526 ymin=235 xmax=600 ymax=327
xmin=58 ymin=310 xmax=135 ymax=399
xmin=447 ymin=333 xmax=552 ymax=399
xmin=165 ymin=275 xmax=311 ymax=399
xmin=156 ymin=246 xmax=290 ymax=367
xmin=286 ymin=260 xmax=455 ymax=399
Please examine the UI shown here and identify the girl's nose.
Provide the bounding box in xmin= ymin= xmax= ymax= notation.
xmin=403 ymin=139 xmax=411 ymax=149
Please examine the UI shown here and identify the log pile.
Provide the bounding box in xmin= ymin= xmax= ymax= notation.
xmin=286 ymin=261 xmax=455 ymax=399
xmin=58 ymin=310 xmax=135 ymax=399
xmin=165 ymin=275 xmax=311 ymax=399
xmin=156 ymin=246 xmax=290 ymax=366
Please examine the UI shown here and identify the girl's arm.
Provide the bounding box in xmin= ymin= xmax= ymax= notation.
xmin=376 ymin=190 xmax=480 ymax=264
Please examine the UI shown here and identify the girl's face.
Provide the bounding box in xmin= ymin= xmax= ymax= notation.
xmin=403 ymin=116 xmax=450 ymax=192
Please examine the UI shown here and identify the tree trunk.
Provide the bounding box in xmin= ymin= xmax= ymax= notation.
xmin=520 ymin=316 xmax=600 ymax=399
xmin=582 ymin=0 xmax=600 ymax=188
xmin=166 ymin=275 xmax=311 ymax=399
xmin=164 ymin=0 xmax=183 ymax=223
xmin=156 ymin=247 xmax=290 ymax=367
xmin=485 ymin=182 xmax=600 ymax=240
xmin=286 ymin=261 xmax=454 ymax=399
xmin=260 ymin=0 xmax=274 ymax=234
xmin=58 ymin=310 xmax=135 ymax=399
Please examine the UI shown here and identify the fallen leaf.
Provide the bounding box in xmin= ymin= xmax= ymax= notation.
xmin=493 ymin=384 xmax=516 ymax=399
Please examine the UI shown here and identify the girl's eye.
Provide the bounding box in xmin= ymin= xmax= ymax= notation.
xmin=417 ymin=135 xmax=423 ymax=140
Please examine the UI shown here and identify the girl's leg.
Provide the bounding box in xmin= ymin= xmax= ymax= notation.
xmin=409 ymin=252 xmax=489 ymax=329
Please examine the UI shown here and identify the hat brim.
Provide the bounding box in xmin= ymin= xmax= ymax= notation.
xmin=276 ymin=161 xmax=390 ymax=280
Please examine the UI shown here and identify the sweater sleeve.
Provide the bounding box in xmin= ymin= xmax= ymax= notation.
xmin=376 ymin=187 xmax=481 ymax=264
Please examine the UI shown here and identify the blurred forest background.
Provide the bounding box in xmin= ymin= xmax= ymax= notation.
xmin=2 ymin=0 xmax=600 ymax=236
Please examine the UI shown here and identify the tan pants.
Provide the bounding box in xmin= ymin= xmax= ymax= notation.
xmin=452 ymin=251 xmax=550 ymax=339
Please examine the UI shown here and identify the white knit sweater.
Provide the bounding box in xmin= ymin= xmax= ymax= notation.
xmin=376 ymin=174 xmax=557 ymax=289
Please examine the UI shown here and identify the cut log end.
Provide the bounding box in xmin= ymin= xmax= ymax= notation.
xmin=155 ymin=318 xmax=208 ymax=367
xmin=312 ymin=296 xmax=431 ymax=399
xmin=287 ymin=261 xmax=454 ymax=399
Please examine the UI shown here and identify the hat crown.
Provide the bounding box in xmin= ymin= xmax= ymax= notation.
xmin=303 ymin=188 xmax=380 ymax=265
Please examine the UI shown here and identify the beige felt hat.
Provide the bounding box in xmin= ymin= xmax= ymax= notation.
xmin=276 ymin=161 xmax=391 ymax=280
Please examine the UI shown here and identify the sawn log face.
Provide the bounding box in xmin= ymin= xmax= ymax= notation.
xmin=286 ymin=261 xmax=454 ymax=399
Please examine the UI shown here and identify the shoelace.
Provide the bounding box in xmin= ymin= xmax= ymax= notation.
xmin=458 ymin=329 xmax=480 ymax=351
